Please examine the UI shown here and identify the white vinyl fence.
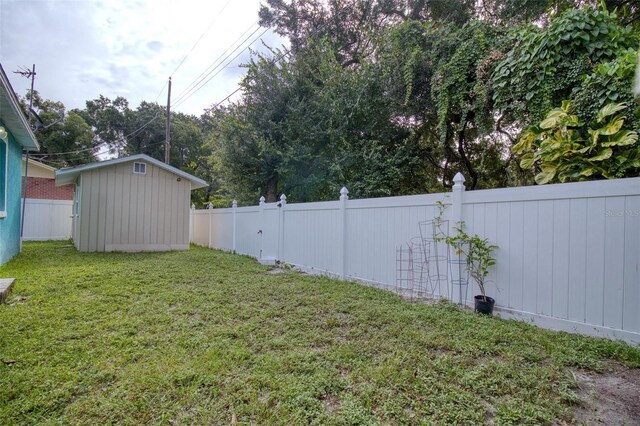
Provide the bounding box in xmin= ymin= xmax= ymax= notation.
xmin=22 ymin=199 xmax=73 ymax=241
xmin=190 ymin=174 xmax=640 ymax=345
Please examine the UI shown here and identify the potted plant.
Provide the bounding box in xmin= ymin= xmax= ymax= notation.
xmin=445 ymin=224 xmax=498 ymax=315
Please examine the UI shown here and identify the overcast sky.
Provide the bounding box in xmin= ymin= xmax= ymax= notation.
xmin=1 ymin=0 xmax=286 ymax=116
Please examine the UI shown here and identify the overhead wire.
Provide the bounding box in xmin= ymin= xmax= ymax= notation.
xmin=147 ymin=0 xmax=232 ymax=111
xmin=203 ymin=20 xmax=330 ymax=111
xmin=171 ymin=21 xmax=260 ymax=104
xmin=33 ymin=138 xmax=168 ymax=165
xmin=172 ymin=25 xmax=269 ymax=109
xmin=207 ymin=43 xmax=294 ymax=111
xmin=35 ymin=113 xmax=163 ymax=158
xmin=170 ymin=0 xmax=233 ymax=78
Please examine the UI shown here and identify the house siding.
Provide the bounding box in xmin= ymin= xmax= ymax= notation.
xmin=76 ymin=161 xmax=191 ymax=252
xmin=0 ymin=132 xmax=25 ymax=265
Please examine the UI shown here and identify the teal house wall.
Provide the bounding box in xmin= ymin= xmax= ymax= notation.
xmin=0 ymin=120 xmax=24 ymax=264
xmin=0 ymin=63 xmax=39 ymax=266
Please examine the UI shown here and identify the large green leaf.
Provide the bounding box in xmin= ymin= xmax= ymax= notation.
xmin=600 ymin=118 xmax=624 ymax=135
xmin=589 ymin=148 xmax=613 ymax=161
xmin=596 ymin=103 xmax=627 ymax=123
xmin=579 ymin=167 xmax=597 ymax=177
xmin=601 ymin=130 xmax=638 ymax=147
xmin=519 ymin=153 xmax=536 ymax=169
xmin=540 ymin=116 xmax=561 ymax=129
xmin=535 ymin=168 xmax=556 ymax=184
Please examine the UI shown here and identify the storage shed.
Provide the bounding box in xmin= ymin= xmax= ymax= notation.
xmin=55 ymin=154 xmax=207 ymax=252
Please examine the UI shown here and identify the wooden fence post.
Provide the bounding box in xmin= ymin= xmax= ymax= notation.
xmin=339 ymin=187 xmax=349 ymax=280
xmin=207 ymin=202 xmax=213 ymax=248
xmin=278 ymin=194 xmax=286 ymax=261
xmin=232 ymin=199 xmax=237 ymax=253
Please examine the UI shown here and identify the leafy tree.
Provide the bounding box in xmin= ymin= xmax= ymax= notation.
xmin=258 ymin=0 xmax=476 ymax=67
xmin=493 ymin=7 xmax=639 ymax=126
xmin=80 ymin=95 xmax=130 ymax=156
xmin=571 ymin=48 xmax=640 ymax=128
xmin=513 ymin=101 xmax=640 ymax=184
xmin=22 ymin=91 xmax=96 ymax=168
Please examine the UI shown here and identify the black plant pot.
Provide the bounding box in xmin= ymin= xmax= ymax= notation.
xmin=474 ymin=295 xmax=495 ymax=315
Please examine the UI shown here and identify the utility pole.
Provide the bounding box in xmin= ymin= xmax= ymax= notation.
xmin=14 ymin=64 xmax=36 ymax=239
xmin=165 ymin=77 xmax=172 ymax=164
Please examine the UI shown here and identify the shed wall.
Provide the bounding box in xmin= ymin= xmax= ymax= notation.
xmin=77 ymin=161 xmax=191 ymax=252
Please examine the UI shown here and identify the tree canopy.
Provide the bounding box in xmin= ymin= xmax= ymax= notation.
xmin=19 ymin=0 xmax=639 ymax=205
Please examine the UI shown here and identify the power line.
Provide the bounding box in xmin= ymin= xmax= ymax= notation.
xmin=170 ymin=0 xmax=233 ymax=78
xmin=172 ymin=25 xmax=268 ymax=109
xmin=202 ymin=22 xmax=333 ymax=112
xmin=34 ymin=138 xmax=168 ymax=164
xmin=153 ymin=0 xmax=235 ymax=111
xmin=36 ymin=115 xmax=163 ymax=158
xmin=153 ymin=81 xmax=168 ymax=103
xmin=207 ymin=45 xmax=292 ymax=111
xmin=121 ymin=113 xmax=162 ymax=140
xmin=171 ymin=21 xmax=259 ymax=104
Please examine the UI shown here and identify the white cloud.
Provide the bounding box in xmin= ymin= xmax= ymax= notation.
xmin=0 ymin=0 xmax=286 ymax=116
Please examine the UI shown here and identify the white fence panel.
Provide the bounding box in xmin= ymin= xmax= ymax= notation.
xmin=283 ymin=201 xmax=341 ymax=275
xmin=236 ymin=207 xmax=260 ymax=256
xmin=345 ymin=195 xmax=449 ymax=290
xmin=191 ymin=210 xmax=210 ymax=247
xmin=261 ymin=205 xmax=280 ymax=260
xmin=210 ymin=209 xmax=233 ymax=251
xmin=462 ymin=178 xmax=640 ymax=342
xmin=22 ymin=199 xmax=73 ymax=241
xmin=190 ymin=176 xmax=640 ymax=344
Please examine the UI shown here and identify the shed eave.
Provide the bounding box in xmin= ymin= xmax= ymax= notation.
xmin=54 ymin=154 xmax=209 ymax=189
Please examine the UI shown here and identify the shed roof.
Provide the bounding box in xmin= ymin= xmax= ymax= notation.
xmin=0 ymin=64 xmax=39 ymax=151
xmin=55 ymin=154 xmax=209 ymax=189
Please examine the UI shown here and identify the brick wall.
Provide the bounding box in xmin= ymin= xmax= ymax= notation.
xmin=23 ymin=177 xmax=74 ymax=200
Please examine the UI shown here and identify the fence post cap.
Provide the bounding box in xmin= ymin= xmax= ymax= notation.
xmin=340 ymin=186 xmax=349 ymax=200
xmin=259 ymin=196 xmax=266 ymax=205
xmin=453 ymin=172 xmax=465 ymax=183
xmin=280 ymin=194 xmax=287 ymax=202
xmin=191 ymin=204 xmax=195 ymax=210
xmin=232 ymin=199 xmax=238 ymax=208
xmin=207 ymin=202 xmax=213 ymax=209
xmin=453 ymin=172 xmax=466 ymax=190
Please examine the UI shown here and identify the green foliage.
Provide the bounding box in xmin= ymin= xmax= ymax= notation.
xmin=572 ymin=48 xmax=640 ymax=128
xmin=23 ymin=91 xmax=96 ymax=168
xmin=211 ymin=2 xmax=639 ymax=200
xmin=513 ymin=101 xmax=640 ymax=184
xmin=1 ymin=241 xmax=638 ymax=424
xmin=493 ymin=7 xmax=638 ymax=124
xmin=445 ymin=222 xmax=498 ymax=299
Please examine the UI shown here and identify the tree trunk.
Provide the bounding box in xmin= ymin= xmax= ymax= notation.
xmin=265 ymin=176 xmax=278 ymax=203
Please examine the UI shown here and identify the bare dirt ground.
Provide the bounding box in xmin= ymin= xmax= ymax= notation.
xmin=569 ymin=363 xmax=640 ymax=425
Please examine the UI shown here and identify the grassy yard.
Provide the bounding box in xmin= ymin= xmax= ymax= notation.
xmin=1 ymin=242 xmax=639 ymax=425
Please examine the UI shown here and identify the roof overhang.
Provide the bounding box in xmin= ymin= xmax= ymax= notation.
xmin=23 ymin=156 xmax=56 ymax=172
xmin=0 ymin=64 xmax=39 ymax=151
xmin=55 ymin=154 xmax=209 ymax=190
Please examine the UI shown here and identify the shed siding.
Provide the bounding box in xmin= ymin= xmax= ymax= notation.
xmin=77 ymin=161 xmax=191 ymax=252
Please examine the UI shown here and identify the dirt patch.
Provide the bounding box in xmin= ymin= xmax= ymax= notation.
xmin=569 ymin=363 xmax=640 ymax=425
xmin=321 ymin=394 xmax=340 ymax=414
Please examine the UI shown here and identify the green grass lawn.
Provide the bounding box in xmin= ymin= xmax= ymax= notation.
xmin=1 ymin=241 xmax=639 ymax=425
